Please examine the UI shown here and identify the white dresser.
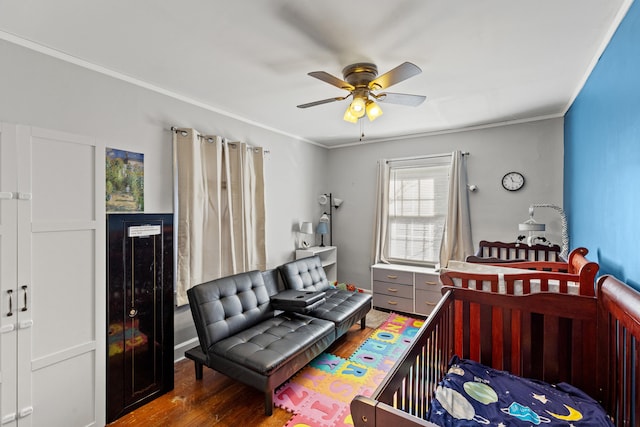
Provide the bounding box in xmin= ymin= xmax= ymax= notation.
xmin=371 ymin=264 xmax=442 ymax=316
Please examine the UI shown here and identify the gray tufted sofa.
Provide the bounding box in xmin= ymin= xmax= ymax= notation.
xmin=278 ymin=255 xmax=372 ymax=339
xmin=185 ymin=257 xmax=372 ymax=416
xmin=185 ymin=268 xmax=336 ymax=415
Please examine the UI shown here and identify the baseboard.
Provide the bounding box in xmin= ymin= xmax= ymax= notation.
xmin=174 ymin=337 xmax=199 ymax=363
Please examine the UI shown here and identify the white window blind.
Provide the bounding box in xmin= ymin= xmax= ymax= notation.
xmin=387 ymin=155 xmax=451 ymax=265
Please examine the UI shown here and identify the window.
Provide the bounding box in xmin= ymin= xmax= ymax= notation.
xmin=387 ymin=155 xmax=451 ymax=265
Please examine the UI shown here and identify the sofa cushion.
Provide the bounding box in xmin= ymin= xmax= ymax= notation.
xmin=278 ymin=255 xmax=332 ymax=292
xmin=187 ymin=270 xmax=274 ymax=353
xmin=212 ymin=312 xmax=334 ymax=375
xmin=307 ymin=288 xmax=371 ymax=324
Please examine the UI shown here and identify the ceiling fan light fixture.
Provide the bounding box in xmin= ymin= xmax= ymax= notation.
xmin=299 ymin=61 xmax=424 ymax=123
xmin=366 ymin=100 xmax=383 ymax=121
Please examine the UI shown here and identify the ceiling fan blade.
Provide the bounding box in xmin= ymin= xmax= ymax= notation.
xmin=297 ymin=96 xmax=347 ymax=109
xmin=368 ymin=62 xmax=422 ymax=91
xmin=308 ymin=71 xmax=355 ymax=91
xmin=375 ymin=92 xmax=426 ymax=107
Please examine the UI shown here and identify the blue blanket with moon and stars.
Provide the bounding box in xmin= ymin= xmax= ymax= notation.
xmin=426 ymin=355 xmax=613 ymax=426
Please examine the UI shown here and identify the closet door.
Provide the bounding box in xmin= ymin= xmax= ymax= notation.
xmin=0 ymin=124 xmax=105 ymax=426
xmin=0 ymin=124 xmax=18 ymax=425
xmin=24 ymin=126 xmax=105 ymax=426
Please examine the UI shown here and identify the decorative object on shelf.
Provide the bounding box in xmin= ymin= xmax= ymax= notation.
xmin=316 ymin=221 xmax=329 ymax=247
xmin=298 ymin=221 xmax=314 ymax=248
xmin=518 ymin=204 xmax=568 ymax=259
xmin=501 ymin=171 xmax=525 ymax=191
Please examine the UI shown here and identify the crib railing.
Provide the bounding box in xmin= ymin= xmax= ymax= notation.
xmin=597 ymin=275 xmax=640 ymax=426
xmin=351 ymin=286 xmax=599 ymax=427
xmin=351 ymin=291 xmax=454 ymax=427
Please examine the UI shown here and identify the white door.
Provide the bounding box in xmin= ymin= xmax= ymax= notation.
xmin=0 ymin=124 xmax=19 ymax=425
xmin=1 ymin=124 xmax=105 ymax=426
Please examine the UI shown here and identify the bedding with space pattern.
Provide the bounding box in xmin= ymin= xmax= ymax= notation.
xmin=426 ymin=356 xmax=613 ymax=426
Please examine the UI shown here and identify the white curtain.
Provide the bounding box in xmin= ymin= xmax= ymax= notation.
xmin=439 ymin=150 xmax=474 ymax=268
xmin=173 ymin=129 xmax=266 ymax=306
xmin=371 ymin=159 xmax=390 ymax=264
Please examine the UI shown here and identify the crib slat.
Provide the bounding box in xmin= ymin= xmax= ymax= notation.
xmin=633 ymin=339 xmax=639 ymax=427
xmin=474 ymin=305 xmax=493 ymax=366
xmin=492 ymin=306 xmax=504 ymax=370
xmin=542 ymin=314 xmax=560 ymax=382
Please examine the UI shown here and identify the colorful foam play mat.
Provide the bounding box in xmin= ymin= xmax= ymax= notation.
xmin=274 ymin=313 xmax=423 ymax=427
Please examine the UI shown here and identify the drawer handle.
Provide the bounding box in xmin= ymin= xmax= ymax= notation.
xmin=424 ymin=281 xmax=438 ymax=285
xmin=386 ymin=275 xmax=398 ymax=279
xmin=424 ymin=301 xmax=437 ymax=306
xmin=387 ymin=301 xmax=398 ymax=305
xmin=388 ymin=288 xmax=398 ymax=292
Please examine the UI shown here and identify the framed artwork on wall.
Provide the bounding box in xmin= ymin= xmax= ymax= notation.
xmin=106 ymin=148 xmax=144 ymax=212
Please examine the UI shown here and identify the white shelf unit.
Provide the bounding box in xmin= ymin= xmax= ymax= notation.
xmin=295 ymin=246 xmax=337 ymax=283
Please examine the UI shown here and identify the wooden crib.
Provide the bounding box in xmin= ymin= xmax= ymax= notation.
xmin=350 ymin=274 xmax=639 ymax=426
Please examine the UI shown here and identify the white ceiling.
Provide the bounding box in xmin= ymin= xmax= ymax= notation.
xmin=0 ymin=0 xmax=630 ymax=147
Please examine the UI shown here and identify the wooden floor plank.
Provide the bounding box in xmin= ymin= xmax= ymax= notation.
xmin=108 ymin=324 xmax=374 ymax=427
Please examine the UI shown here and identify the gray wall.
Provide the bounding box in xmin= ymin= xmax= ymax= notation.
xmin=0 ymin=39 xmax=329 ymax=360
xmin=0 ymin=38 xmax=564 ymax=360
xmin=327 ymin=118 xmax=565 ymax=289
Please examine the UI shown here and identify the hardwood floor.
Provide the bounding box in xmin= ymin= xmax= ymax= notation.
xmin=107 ymin=324 xmax=375 ymax=427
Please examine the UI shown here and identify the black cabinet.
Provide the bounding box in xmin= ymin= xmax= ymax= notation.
xmin=106 ymin=214 xmax=174 ymax=422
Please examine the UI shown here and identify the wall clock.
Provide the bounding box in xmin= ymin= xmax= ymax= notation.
xmin=501 ymin=171 xmax=525 ymax=191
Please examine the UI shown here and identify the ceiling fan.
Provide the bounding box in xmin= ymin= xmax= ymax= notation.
xmin=297 ymin=62 xmax=426 ymax=123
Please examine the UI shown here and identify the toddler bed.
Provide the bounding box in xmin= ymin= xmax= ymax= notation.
xmin=473 ymin=240 xmax=564 ymax=262
xmin=351 ymin=274 xmax=639 ymax=426
xmin=446 ymin=247 xmax=599 ymax=296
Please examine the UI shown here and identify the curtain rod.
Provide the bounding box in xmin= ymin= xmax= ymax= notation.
xmin=385 ymin=151 xmax=469 ymax=164
xmin=171 ymin=126 xmax=270 ymax=154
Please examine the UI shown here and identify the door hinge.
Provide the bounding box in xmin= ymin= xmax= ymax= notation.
xmin=18 ymin=406 xmax=33 ymax=418
xmin=0 ymin=323 xmax=15 ymax=334
xmin=1 ymin=412 xmax=16 ymax=424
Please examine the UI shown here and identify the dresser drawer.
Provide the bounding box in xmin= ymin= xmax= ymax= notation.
xmin=373 ymin=281 xmax=413 ymax=299
xmin=372 ymin=268 xmax=413 ymax=285
xmin=415 ymin=272 xmax=441 ymax=291
xmin=373 ymin=293 xmax=413 ymax=313
xmin=414 ymin=289 xmax=443 ymax=316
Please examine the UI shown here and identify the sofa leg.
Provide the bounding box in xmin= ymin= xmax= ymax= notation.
xmin=194 ymin=361 xmax=203 ymax=380
xmin=361 ymin=316 xmax=366 ymax=329
xmin=264 ymin=391 xmax=273 ymax=416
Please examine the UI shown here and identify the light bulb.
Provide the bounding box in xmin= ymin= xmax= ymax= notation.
xmin=349 ymin=97 xmax=366 ymax=118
